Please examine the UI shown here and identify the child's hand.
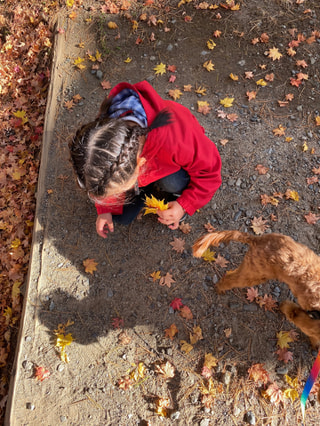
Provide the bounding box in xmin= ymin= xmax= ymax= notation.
xmin=96 ymin=213 xmax=114 ymax=238
xmin=157 ymin=201 xmax=185 ymax=230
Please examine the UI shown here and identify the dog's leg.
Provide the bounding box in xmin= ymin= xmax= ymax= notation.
xmin=280 ymin=301 xmax=320 ymax=348
xmin=216 ymin=256 xmax=268 ymax=294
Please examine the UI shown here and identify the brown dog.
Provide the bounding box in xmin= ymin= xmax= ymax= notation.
xmin=193 ymin=230 xmax=320 ymax=347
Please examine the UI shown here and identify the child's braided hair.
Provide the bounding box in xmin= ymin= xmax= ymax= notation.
xmin=70 ymin=97 xmax=173 ymax=198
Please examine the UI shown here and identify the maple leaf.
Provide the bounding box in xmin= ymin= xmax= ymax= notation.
xmin=224 ymin=328 xmax=232 ymax=338
xmin=256 ymin=78 xmax=267 ymax=86
xmin=180 ymin=340 xmax=193 ymax=354
xmin=34 ymin=366 xmax=50 ymax=382
xmin=55 ymin=333 xmax=73 ymax=363
xmin=215 ymin=254 xmax=229 ymax=268
xmin=260 ymin=32 xmax=269 ymax=43
xmin=150 ymin=270 xmax=161 ymax=282
xmin=229 ymin=73 xmax=238 ymax=81
xmin=155 ymin=397 xmax=170 ymax=417
xmin=260 ymin=194 xmax=279 ymax=206
xmin=273 ymin=124 xmax=286 ymax=136
xmin=155 ymin=361 xmax=175 ymax=379
xmin=74 ymin=57 xmax=86 ymax=69
xmin=13 ymin=110 xmax=28 ymax=124
xmin=296 ymin=72 xmax=308 ymax=80
xmin=285 ymin=93 xmax=294 ymax=101
xmin=154 ymin=63 xmax=166 ymax=75
xmin=265 ymin=73 xmax=274 ymax=82
xmin=83 ymin=258 xmax=98 ymax=274
xmin=255 ymin=164 xmax=269 ymax=175
xmin=276 ymin=348 xmax=293 ymax=363
xmin=257 ymin=294 xmax=277 ymax=312
xmin=144 ymin=194 xmax=168 ymax=214
xmin=206 ymin=39 xmax=216 ymax=50
xmin=284 ymin=374 xmax=299 ymax=390
xmin=190 ymin=325 xmax=203 ymax=344
xmin=227 ymin=113 xmax=238 ymax=122
xmin=124 ymin=57 xmax=132 ymax=63
xmin=290 ymin=77 xmax=302 ymax=87
xmin=73 ymin=94 xmax=82 ymax=102
xmin=248 ymin=363 xmax=270 ymax=385
xmin=286 ymin=47 xmax=296 ymax=57
xmin=263 ymin=383 xmax=284 ymax=405
xmin=251 ymin=216 xmax=269 ymax=235
xmin=203 ymin=60 xmax=215 ymax=72
xmin=167 ymin=64 xmax=176 ymax=72
xmin=306 ymin=176 xmax=318 ymax=185
xmin=220 ymin=97 xmax=234 ymax=108
xmin=159 ymin=272 xmax=175 ymax=288
xmin=170 ymin=237 xmax=185 ymax=253
xmin=268 ymin=47 xmax=282 ymax=60
xmin=315 ymin=116 xmax=320 ymax=126
xmin=112 ymin=317 xmax=124 ymax=329
xmin=197 ymin=101 xmax=211 ymax=115
xmin=245 ymin=71 xmax=254 ymax=79
xmin=168 ymin=75 xmax=176 ymax=83
xmin=246 ymin=91 xmax=256 ymax=101
xmin=251 ymin=37 xmax=259 ymax=45
xmin=195 ymin=85 xmax=207 ymax=96
xmin=284 ymin=189 xmax=299 ymax=201
xmin=168 ymin=89 xmax=182 ymax=100
xmin=118 ymin=331 xmax=131 ymax=345
xmin=201 ymin=248 xmax=216 ymax=262
xmin=64 ymin=100 xmax=74 ymax=110
xmin=283 ymin=387 xmax=299 ymax=403
xmin=204 ymin=353 xmax=218 ymax=369
xmin=277 ymin=331 xmax=293 ymax=349
xmin=304 ymin=212 xmax=320 ymax=225
xmin=184 ymin=84 xmax=192 ymax=92
xmin=213 ymin=30 xmax=221 ymax=37
xmin=179 ymin=305 xmax=193 ymax=320
xmin=170 ymin=297 xmax=183 ymax=311
xmin=220 ymin=139 xmax=229 ymax=146
xmin=246 ymin=287 xmax=259 ymax=302
xmin=179 ymin=221 xmax=191 ymax=234
xmin=101 ymin=80 xmax=111 ymax=90
xmin=165 ymin=323 xmax=178 ymax=340
xmin=118 ymin=376 xmax=132 ymax=390
xmin=296 ymin=59 xmax=308 ymax=68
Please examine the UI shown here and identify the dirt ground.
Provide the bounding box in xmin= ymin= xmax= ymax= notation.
xmin=6 ymin=0 xmax=320 ymax=424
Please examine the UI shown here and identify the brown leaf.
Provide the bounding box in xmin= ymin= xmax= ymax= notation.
xmin=179 ymin=221 xmax=191 ymax=234
xmin=276 ymin=348 xmax=293 ymax=363
xmin=179 ymin=305 xmax=193 ymax=320
xmin=204 ymin=223 xmax=216 ymax=233
xmin=159 ymin=272 xmax=175 ymax=288
xmin=83 ymin=258 xmax=98 ymax=274
xmin=304 ymin=212 xmax=320 ymax=225
xmin=164 ymin=323 xmax=178 ymax=340
xmin=170 ymin=237 xmax=185 ymax=253
xmin=255 ymin=164 xmax=269 ymax=175
xmin=215 ymin=254 xmax=229 ymax=268
xmin=248 ymin=363 xmax=270 ymax=385
xmin=251 ymin=216 xmax=269 ymax=235
xmin=246 ymin=287 xmax=259 ymax=303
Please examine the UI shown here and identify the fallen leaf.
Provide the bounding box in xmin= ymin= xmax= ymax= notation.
xmin=154 ymin=63 xmax=166 ymax=75
xmin=204 ymin=223 xmax=216 ymax=232
xmin=179 ymin=305 xmax=193 ymax=320
xmin=159 ymin=272 xmax=175 ymax=288
xmin=246 ymin=91 xmax=257 ymax=101
xmin=220 ymin=97 xmax=234 ymax=108
xmin=197 ymin=101 xmax=211 ymax=115
xmin=255 ymin=164 xmax=269 ymax=175
xmin=256 ymin=79 xmax=267 ymax=86
xmin=204 ymin=353 xmax=218 ymax=369
xmin=248 ymin=363 xmax=270 ymax=385
xmin=165 ymin=323 xmax=178 ymax=340
xmin=180 ymin=340 xmax=193 ymax=354
xmin=229 ymin=73 xmax=238 ymax=81
xmin=170 ymin=237 xmax=185 ymax=253
xmin=224 ymin=328 xmax=232 ymax=338
xmin=220 ymin=139 xmax=229 ymax=146
xmin=251 ymin=216 xmax=269 ymax=235
xmin=179 ymin=221 xmax=191 ymax=234
xmin=150 ymin=271 xmax=161 ymax=282
xmin=155 ymin=360 xmax=175 ymax=379
xmin=34 ymin=366 xmax=50 ymax=382
xmin=170 ymin=298 xmax=183 ymax=311
xmin=101 ymin=80 xmax=111 ymax=90
xmin=118 ymin=331 xmax=131 ymax=345
xmin=263 ymin=383 xmax=284 ymax=405
xmin=276 ymin=331 xmax=293 ymax=349
xmin=184 ymin=84 xmax=192 ymax=91
xmin=227 ymin=113 xmax=238 ymax=122
xmin=215 ymin=254 xmax=229 ymax=268
xmin=284 ymin=189 xmax=299 ymax=201
xmin=203 ymin=60 xmax=215 ymax=71
xmin=304 ymin=212 xmax=320 ymax=224
xmin=246 ymin=287 xmax=259 ymax=302
xmin=273 ymin=124 xmax=286 ymax=136
xmin=190 ymin=325 xmax=203 ymax=344
xmin=201 ymin=248 xmax=216 ymax=262
xmin=168 ymin=89 xmax=182 ymax=100
xmin=257 ymin=294 xmax=278 ymax=312
xmin=83 ymin=258 xmax=98 ymax=274
xmin=276 ymin=348 xmax=293 ymax=363
xmin=167 ymin=64 xmax=177 ymax=72
xmin=268 ymin=47 xmax=282 ymax=60
xmin=206 ymin=39 xmax=216 ymax=50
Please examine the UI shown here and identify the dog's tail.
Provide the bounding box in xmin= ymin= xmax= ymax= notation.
xmin=192 ymin=230 xmax=256 ymax=258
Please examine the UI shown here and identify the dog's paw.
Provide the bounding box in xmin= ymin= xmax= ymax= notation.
xmin=216 ymin=283 xmax=226 ymax=295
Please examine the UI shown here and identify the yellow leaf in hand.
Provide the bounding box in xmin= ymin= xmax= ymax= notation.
xmin=144 ymin=194 xmax=168 ymax=214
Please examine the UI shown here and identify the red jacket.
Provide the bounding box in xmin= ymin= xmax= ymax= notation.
xmin=95 ymin=81 xmax=222 ymax=216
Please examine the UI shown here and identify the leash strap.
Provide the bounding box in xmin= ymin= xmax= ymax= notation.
xmin=300 ymin=349 xmax=320 ymax=419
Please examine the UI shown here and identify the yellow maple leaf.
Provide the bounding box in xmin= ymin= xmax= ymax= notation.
xmin=74 ymin=57 xmax=86 ymax=69
xmin=276 ymin=331 xmax=293 ymax=349
xmin=220 ymin=97 xmax=234 ymax=107
xmin=256 ymin=79 xmax=267 ymax=86
xmin=207 ymin=39 xmax=216 ymax=50
xmin=315 ymin=116 xmax=320 ymax=126
xmin=283 ymin=388 xmax=299 ymax=403
xmin=203 ymin=60 xmax=215 ymax=71
xmin=285 ymin=189 xmax=299 ymax=202
xmin=190 ymin=325 xmax=203 ymax=345
xmin=180 ymin=340 xmax=193 ymax=354
xmin=66 ymin=0 xmax=74 ymax=7
xmin=268 ymin=47 xmax=283 ymax=61
xmin=273 ymin=124 xmax=286 ymax=136
xmin=124 ymin=57 xmax=132 ymax=63
xmin=131 ymin=20 xmax=138 ymax=31
xmin=10 ymin=238 xmax=21 ymax=249
xmin=12 ymin=281 xmax=21 ymax=300
xmin=55 ymin=333 xmax=73 ymax=363
xmin=154 ymin=62 xmax=166 ymax=75
xmin=83 ymin=258 xmax=98 ymax=274
xmin=150 ymin=271 xmax=161 ymax=281
xmin=201 ymin=248 xmax=216 ymax=262
xmin=195 ymin=85 xmax=207 ymax=96
xmin=229 ymin=73 xmax=238 ymax=81
xmin=13 ymin=110 xmax=28 ymax=124
xmin=204 ymin=353 xmax=218 ymax=369
xmin=284 ymin=374 xmax=299 ymax=389
xmin=302 ymin=141 xmax=308 ymax=152
xmin=144 ymin=194 xmax=168 ymax=214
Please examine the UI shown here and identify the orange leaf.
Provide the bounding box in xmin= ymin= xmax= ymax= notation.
xmin=179 ymin=305 xmax=193 ymax=320
xmin=83 ymin=258 xmax=98 ymax=274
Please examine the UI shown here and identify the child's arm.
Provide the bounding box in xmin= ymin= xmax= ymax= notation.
xmin=96 ymin=213 xmax=114 ymax=238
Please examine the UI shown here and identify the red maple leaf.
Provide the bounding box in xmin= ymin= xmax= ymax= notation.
xmin=112 ymin=317 xmax=124 ymax=329
xmin=34 ymin=366 xmax=50 ymax=382
xmin=170 ymin=298 xmax=183 ymax=311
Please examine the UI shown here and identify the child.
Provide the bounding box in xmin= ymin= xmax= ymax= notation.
xmin=70 ymin=80 xmax=222 ymax=238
